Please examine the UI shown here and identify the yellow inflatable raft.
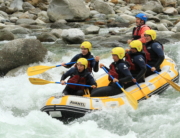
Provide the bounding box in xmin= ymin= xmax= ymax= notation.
xmin=41 ymin=56 xmax=179 ymax=122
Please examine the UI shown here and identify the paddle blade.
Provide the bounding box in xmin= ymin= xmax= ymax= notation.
xmin=122 ymin=88 xmax=138 ymax=110
xmin=27 ymin=65 xmax=56 ymax=76
xmin=29 ymin=78 xmax=54 ymax=85
xmin=162 ymin=76 xmax=180 ymax=91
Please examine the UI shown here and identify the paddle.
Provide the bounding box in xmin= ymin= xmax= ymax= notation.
xmin=27 ymin=58 xmax=94 ymax=76
xmin=102 ymin=67 xmax=138 ymax=110
xmin=146 ymin=64 xmax=180 ymax=91
xmin=133 ymin=78 xmax=149 ymax=99
xmin=29 ymin=78 xmax=92 ymax=87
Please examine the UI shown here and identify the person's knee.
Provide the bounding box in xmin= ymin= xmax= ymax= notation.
xmin=76 ymin=90 xmax=84 ymax=96
xmin=63 ymin=91 xmax=69 ymax=95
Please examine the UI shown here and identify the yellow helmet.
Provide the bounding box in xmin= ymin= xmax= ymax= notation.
xmin=129 ymin=40 xmax=143 ymax=52
xmin=77 ymin=58 xmax=88 ymax=69
xmin=80 ymin=41 xmax=92 ymax=51
xmin=145 ymin=30 xmax=156 ymax=40
xmin=111 ymin=47 xmax=125 ymax=59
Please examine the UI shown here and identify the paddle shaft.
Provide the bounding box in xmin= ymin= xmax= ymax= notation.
xmin=27 ymin=58 xmax=95 ymax=76
xmin=102 ymin=67 xmax=122 ymax=88
xmin=55 ymin=82 xmax=92 ymax=87
xmin=56 ymin=58 xmax=94 ymax=67
xmin=146 ymin=64 xmax=159 ymax=74
xmin=133 ymin=77 xmax=149 ymax=99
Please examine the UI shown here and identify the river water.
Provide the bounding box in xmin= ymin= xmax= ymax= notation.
xmin=0 ymin=40 xmax=180 ymax=138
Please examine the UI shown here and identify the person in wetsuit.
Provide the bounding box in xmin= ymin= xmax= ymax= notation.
xmin=90 ymin=47 xmax=132 ymax=97
xmin=61 ymin=41 xmax=99 ymax=73
xmin=124 ymin=40 xmax=147 ymax=88
xmin=143 ymin=30 xmax=165 ymax=77
xmin=127 ymin=13 xmax=150 ymax=44
xmin=60 ymin=58 xmax=97 ymax=96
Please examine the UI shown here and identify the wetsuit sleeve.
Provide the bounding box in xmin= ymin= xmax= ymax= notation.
xmin=151 ymin=43 xmax=165 ymax=68
xmin=117 ymin=63 xmax=132 ymax=83
xmin=104 ymin=66 xmax=109 ymax=72
xmin=60 ymin=68 xmax=74 ymax=81
xmin=64 ymin=54 xmax=80 ymax=68
xmin=139 ymin=26 xmax=150 ymax=43
xmin=133 ymin=55 xmax=147 ymax=81
xmin=86 ymin=74 xmax=97 ymax=86
xmin=91 ymin=59 xmax=99 ymax=72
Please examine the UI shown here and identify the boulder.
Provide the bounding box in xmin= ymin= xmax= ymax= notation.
xmin=61 ymin=28 xmax=85 ymax=44
xmin=0 ymin=39 xmax=47 ymax=76
xmin=37 ymin=32 xmax=57 ymax=42
xmin=142 ymin=1 xmax=163 ymax=13
xmin=163 ymin=7 xmax=178 ymax=15
xmin=47 ymin=0 xmax=90 ymax=22
xmin=93 ymin=0 xmax=115 ymax=14
xmin=0 ymin=30 xmax=14 ymax=41
xmin=10 ymin=0 xmax=23 ymax=11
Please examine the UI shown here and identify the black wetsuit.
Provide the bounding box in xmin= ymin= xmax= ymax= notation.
xmin=60 ymin=67 xmax=97 ymax=96
xmin=90 ymin=60 xmax=132 ymax=97
xmin=145 ymin=40 xmax=164 ymax=77
xmin=124 ymin=51 xmax=147 ymax=88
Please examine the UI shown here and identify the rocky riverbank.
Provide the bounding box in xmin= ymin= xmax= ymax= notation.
xmin=1 ymin=0 xmax=180 ymax=76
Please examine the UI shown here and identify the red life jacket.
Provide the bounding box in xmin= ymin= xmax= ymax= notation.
xmin=108 ymin=60 xmax=130 ymax=81
xmin=67 ymin=75 xmax=86 ymax=90
xmin=143 ymin=45 xmax=151 ymax=61
xmin=125 ymin=52 xmax=147 ymax=71
xmin=125 ymin=53 xmax=136 ymax=70
xmin=108 ymin=63 xmax=119 ymax=81
xmin=133 ymin=25 xmax=151 ymax=40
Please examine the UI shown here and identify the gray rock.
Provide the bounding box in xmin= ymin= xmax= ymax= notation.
xmin=22 ymin=2 xmax=35 ymax=12
xmin=11 ymin=27 xmax=31 ymax=34
xmin=163 ymin=7 xmax=178 ymax=15
xmin=0 ymin=29 xmax=14 ymax=41
xmin=37 ymin=11 xmax=49 ymax=23
xmin=37 ymin=32 xmax=57 ymax=42
xmin=160 ymin=19 xmax=173 ymax=27
xmin=156 ymin=31 xmax=175 ymax=40
xmin=10 ymin=17 xmax=18 ymax=23
xmin=171 ymin=32 xmax=180 ymax=40
xmin=0 ymin=10 xmax=9 ymax=20
xmin=120 ymin=14 xmax=135 ymax=24
xmin=177 ymin=6 xmax=180 ymax=13
xmin=0 ymin=39 xmax=47 ymax=76
xmin=176 ymin=24 xmax=180 ymax=32
xmin=93 ymin=0 xmax=115 ymax=14
xmin=51 ymin=29 xmax=63 ymax=38
xmin=157 ymin=23 xmax=169 ymax=31
xmin=85 ymin=25 xmax=100 ymax=34
xmin=178 ymin=0 xmax=180 ymax=6
xmin=61 ymin=28 xmax=85 ymax=44
xmin=50 ymin=22 xmax=70 ymax=29
xmin=47 ymin=0 xmax=90 ymax=22
xmin=10 ymin=0 xmax=23 ymax=11
xmin=16 ymin=18 xmax=37 ymax=25
xmin=142 ymin=1 xmax=163 ymax=13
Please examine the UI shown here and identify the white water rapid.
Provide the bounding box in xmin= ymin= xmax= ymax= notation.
xmin=0 ymin=42 xmax=180 ymax=138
